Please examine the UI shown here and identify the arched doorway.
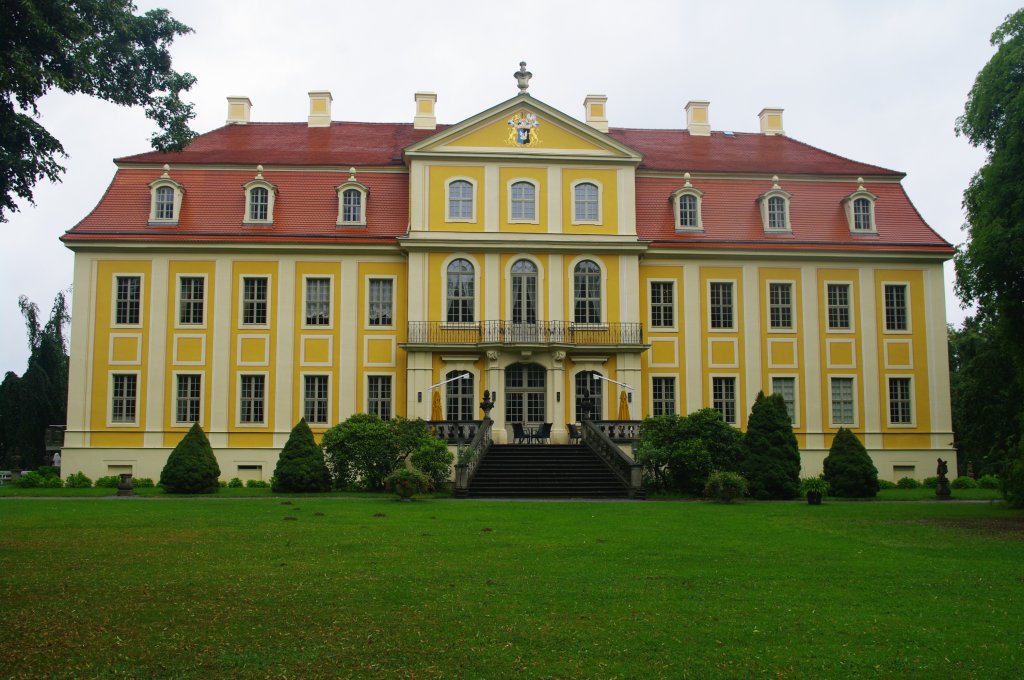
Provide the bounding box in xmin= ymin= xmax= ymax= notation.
xmin=505 ymin=363 xmax=546 ymax=430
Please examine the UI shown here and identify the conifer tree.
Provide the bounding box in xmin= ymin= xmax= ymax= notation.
xmin=160 ymin=423 xmax=220 ymax=493
xmin=740 ymin=391 xmax=801 ymax=500
xmin=272 ymin=420 xmax=332 ymax=492
xmin=823 ymin=428 xmax=879 ymax=497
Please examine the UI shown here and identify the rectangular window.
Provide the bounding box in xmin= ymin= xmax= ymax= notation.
xmin=830 ymin=377 xmax=855 ymax=425
xmin=827 ymin=283 xmax=851 ymax=330
xmin=111 ymin=374 xmax=138 ymax=423
xmin=652 ymin=377 xmax=676 ymax=417
xmin=709 ymin=282 xmax=734 ymax=329
xmin=239 ymin=375 xmax=265 ymax=424
xmin=242 ymin=277 xmax=268 ymax=325
xmin=368 ymin=278 xmax=393 ymax=326
xmin=888 ymin=377 xmax=913 ymax=424
xmin=712 ymin=377 xmax=737 ymax=424
xmin=771 ymin=377 xmax=796 ymax=424
xmin=884 ymin=284 xmax=908 ymax=331
xmin=650 ymin=281 xmax=674 ymax=328
xmin=175 ymin=374 xmax=202 ymax=424
xmin=179 ymin=277 xmax=204 ymax=325
xmin=367 ymin=375 xmax=392 ymax=420
xmin=115 ymin=276 xmax=141 ymax=325
xmin=304 ymin=375 xmax=329 ymax=425
xmin=305 ymin=278 xmax=331 ymax=326
xmin=768 ymin=282 xmax=793 ymax=330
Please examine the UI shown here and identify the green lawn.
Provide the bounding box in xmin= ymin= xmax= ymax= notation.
xmin=1 ymin=498 xmax=1022 ymax=678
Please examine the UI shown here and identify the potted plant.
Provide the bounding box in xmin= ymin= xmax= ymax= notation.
xmin=800 ymin=477 xmax=829 ymax=505
xmin=384 ymin=468 xmax=432 ymax=501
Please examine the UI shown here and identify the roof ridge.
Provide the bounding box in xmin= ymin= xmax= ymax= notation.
xmin=780 ymin=134 xmax=903 ymax=176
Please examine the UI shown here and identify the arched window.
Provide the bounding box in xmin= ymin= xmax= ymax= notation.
xmin=445 ymin=370 xmax=474 ymax=421
xmin=759 ymin=176 xmax=791 ymax=232
xmin=510 ymin=181 xmax=536 ymax=221
xmin=448 ymin=180 xmax=474 ymax=220
xmin=155 ymin=186 xmax=175 ymax=220
xmin=573 ymin=182 xmax=599 ymax=222
xmin=575 ymin=371 xmax=603 ymax=422
xmin=678 ymin=193 xmax=698 ymax=228
xmin=342 ymin=188 xmax=362 ymax=223
xmin=510 ymin=259 xmax=538 ymax=325
xmin=843 ymin=180 xmax=877 ymax=233
xmin=573 ymin=260 xmax=601 ymax=324
xmin=767 ymin=196 xmax=787 ymax=230
xmin=853 ymin=197 xmax=872 ymax=231
xmin=446 ymin=258 xmax=475 ymax=323
xmin=249 ymin=187 xmax=269 ymax=222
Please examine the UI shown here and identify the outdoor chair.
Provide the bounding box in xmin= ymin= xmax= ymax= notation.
xmin=567 ymin=423 xmax=581 ymax=444
xmin=512 ymin=422 xmax=529 ymax=444
xmin=535 ymin=422 xmax=552 ymax=444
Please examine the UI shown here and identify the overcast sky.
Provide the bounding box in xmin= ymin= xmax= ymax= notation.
xmin=1 ymin=0 xmax=1017 ymax=375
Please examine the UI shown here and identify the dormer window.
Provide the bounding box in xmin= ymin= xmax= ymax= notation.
xmin=759 ymin=175 xmax=792 ymax=232
xmin=148 ymin=165 xmax=184 ymax=225
xmin=843 ymin=178 xmax=878 ymax=233
xmin=243 ymin=165 xmax=276 ymax=225
xmin=671 ymin=173 xmax=703 ymax=231
xmin=336 ymin=169 xmax=368 ymax=226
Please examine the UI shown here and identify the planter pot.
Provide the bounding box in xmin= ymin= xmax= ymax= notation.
xmin=806 ymin=490 xmax=823 ymax=505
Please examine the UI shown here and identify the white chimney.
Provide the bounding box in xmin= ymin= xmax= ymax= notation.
xmin=308 ymin=90 xmax=333 ymax=128
xmin=226 ymin=96 xmax=252 ymax=125
xmin=413 ymin=92 xmax=437 ymax=130
xmin=583 ymin=94 xmax=608 ymax=133
xmin=759 ymin=107 xmax=785 ymax=135
xmin=685 ymin=101 xmax=710 ymax=136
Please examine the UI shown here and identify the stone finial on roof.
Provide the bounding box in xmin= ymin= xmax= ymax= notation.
xmin=771 ymin=175 xmax=781 ymax=189
xmin=857 ymin=176 xmax=865 ymax=191
xmin=255 ymin=164 xmax=264 ymax=180
xmin=349 ymin=167 xmax=357 ymax=181
xmin=161 ymin=164 xmax=171 ymax=179
xmin=514 ymin=61 xmax=532 ymax=94
xmin=683 ymin=172 xmax=692 ymax=188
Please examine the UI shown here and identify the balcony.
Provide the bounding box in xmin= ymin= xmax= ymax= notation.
xmin=404 ymin=321 xmax=645 ymax=350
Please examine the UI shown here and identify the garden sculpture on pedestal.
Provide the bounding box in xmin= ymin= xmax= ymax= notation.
xmin=936 ymin=457 xmax=952 ymax=500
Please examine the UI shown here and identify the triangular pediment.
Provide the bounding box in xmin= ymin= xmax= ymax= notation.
xmin=405 ymin=95 xmax=642 ymax=163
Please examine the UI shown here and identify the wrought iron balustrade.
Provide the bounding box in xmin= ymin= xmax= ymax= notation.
xmin=406 ymin=321 xmax=644 ymax=347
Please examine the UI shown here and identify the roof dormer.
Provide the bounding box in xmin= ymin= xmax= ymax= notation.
xmin=843 ymin=178 xmax=878 ymax=233
xmin=759 ymin=175 xmax=792 ymax=233
xmin=336 ymin=167 xmax=368 ymax=226
xmin=148 ymin=164 xmax=184 ymax=225
xmin=243 ymin=165 xmax=277 ymax=225
xmin=671 ymin=173 xmax=704 ymax=231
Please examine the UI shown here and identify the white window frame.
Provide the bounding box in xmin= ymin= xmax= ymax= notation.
xmin=108 ymin=371 xmax=141 ymax=427
xmin=112 ymin=273 xmax=144 ymax=328
xmin=507 ymin=178 xmax=540 ymax=224
xmin=671 ymin=185 xmax=704 ymax=231
xmin=366 ymin=276 xmax=396 ymax=330
xmin=176 ymin=274 xmax=207 ymax=329
xmin=570 ymin=179 xmax=603 ymax=225
xmin=443 ymin=256 xmax=477 ymax=326
xmin=302 ymin=373 xmax=331 ymax=425
xmin=148 ymin=176 xmax=184 ymax=225
xmin=770 ymin=375 xmax=799 ymax=427
xmin=844 ymin=185 xmax=878 ymax=233
xmin=238 ymin=275 xmax=271 ymax=328
xmin=886 ymin=375 xmax=915 ymax=427
xmin=172 ymin=371 xmax=204 ymax=426
xmin=882 ymin=282 xmax=911 ymax=334
xmin=571 ymin=257 xmax=605 ymax=327
xmin=759 ymin=179 xmax=792 ymax=232
xmin=708 ymin=280 xmax=736 ymax=331
xmin=710 ymin=375 xmax=739 ymax=425
xmin=243 ymin=174 xmax=277 ymax=225
xmin=336 ymin=181 xmax=368 ymax=226
xmin=302 ymin=275 xmax=334 ymax=329
xmin=650 ymin=376 xmax=677 ymax=417
xmin=648 ymin=279 xmax=677 ymax=331
xmin=824 ymin=281 xmax=855 ymax=333
xmin=366 ymin=374 xmax=394 ymax=420
xmin=237 ymin=372 xmax=269 ymax=427
xmin=445 ymin=177 xmax=477 ymax=223
xmin=767 ymin=280 xmax=795 ymax=332
xmin=828 ymin=375 xmax=858 ymax=428
xmin=504 ymin=256 xmax=545 ymax=324
xmin=444 ymin=370 xmax=476 ymax=421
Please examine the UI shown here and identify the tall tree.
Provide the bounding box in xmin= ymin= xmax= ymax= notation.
xmin=0 ymin=0 xmax=197 ymax=221
xmin=740 ymin=392 xmax=801 ymax=500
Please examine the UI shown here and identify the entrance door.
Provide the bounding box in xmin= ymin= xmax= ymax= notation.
xmin=509 ymin=259 xmax=538 ymax=342
xmin=505 ymin=363 xmax=546 ymax=433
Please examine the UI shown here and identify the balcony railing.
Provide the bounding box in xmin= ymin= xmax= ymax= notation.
xmin=406 ymin=321 xmax=644 ymax=347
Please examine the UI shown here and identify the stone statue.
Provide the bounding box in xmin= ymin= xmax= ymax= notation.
xmin=935 ymin=457 xmax=952 ymax=500
xmin=937 ymin=458 xmax=948 ymax=478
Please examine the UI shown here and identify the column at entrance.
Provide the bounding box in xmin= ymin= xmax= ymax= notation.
xmin=550 ymin=351 xmax=567 ymax=443
xmin=485 ymin=350 xmax=507 ymax=443
xmin=406 ymin=351 xmax=434 ymax=421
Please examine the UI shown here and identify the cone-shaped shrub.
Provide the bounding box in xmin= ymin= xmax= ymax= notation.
xmin=823 ymin=427 xmax=879 ymax=497
xmin=272 ymin=419 xmax=332 ymax=492
xmin=740 ymin=392 xmax=801 ymax=500
xmin=160 ymin=423 xmax=220 ymax=493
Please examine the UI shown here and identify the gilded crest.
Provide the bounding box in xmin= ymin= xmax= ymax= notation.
xmin=506 ymin=111 xmax=542 ymax=147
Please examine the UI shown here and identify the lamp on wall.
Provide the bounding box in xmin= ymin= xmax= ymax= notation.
xmin=556 ymin=391 xmax=560 ymax=402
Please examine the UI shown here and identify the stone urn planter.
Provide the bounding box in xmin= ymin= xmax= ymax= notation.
xmin=800 ymin=477 xmax=829 ymax=505
xmin=116 ymin=473 xmax=135 ymax=497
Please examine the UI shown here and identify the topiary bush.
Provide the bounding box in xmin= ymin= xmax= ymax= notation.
xmin=132 ymin=477 xmax=154 ymax=488
xmin=227 ymin=477 xmax=243 ymax=488
xmin=64 ymin=471 xmax=92 ymax=488
xmin=740 ymin=392 xmax=801 ymax=500
xmin=409 ymin=437 xmax=454 ymax=490
xmin=160 ymin=423 xmax=220 ymax=494
xmin=272 ymin=420 xmax=332 ymax=493
xmin=951 ymin=475 xmax=979 ymax=489
xmin=94 ymin=475 xmax=120 ymax=488
xmin=384 ymin=467 xmax=432 ymax=499
xmin=877 ymin=479 xmax=897 ymax=490
xmin=703 ymin=470 xmax=748 ymax=503
xmin=922 ymin=476 xmax=939 ymax=489
xmin=245 ymin=479 xmax=269 ymax=488
xmin=896 ymin=476 xmax=920 ymax=489
xmin=822 ymin=428 xmax=879 ymax=498
xmin=978 ymin=474 xmax=1000 ymax=489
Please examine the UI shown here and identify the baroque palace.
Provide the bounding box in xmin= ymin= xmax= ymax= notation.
xmin=60 ymin=65 xmax=954 ymax=483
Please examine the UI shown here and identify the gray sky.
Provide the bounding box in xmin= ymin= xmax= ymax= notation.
xmin=1 ymin=0 xmax=1016 ymax=375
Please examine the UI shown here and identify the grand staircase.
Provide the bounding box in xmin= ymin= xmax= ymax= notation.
xmin=466 ymin=443 xmax=633 ymax=498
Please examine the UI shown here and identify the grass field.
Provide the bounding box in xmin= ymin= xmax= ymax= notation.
xmin=1 ymin=497 xmax=1022 ymax=678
